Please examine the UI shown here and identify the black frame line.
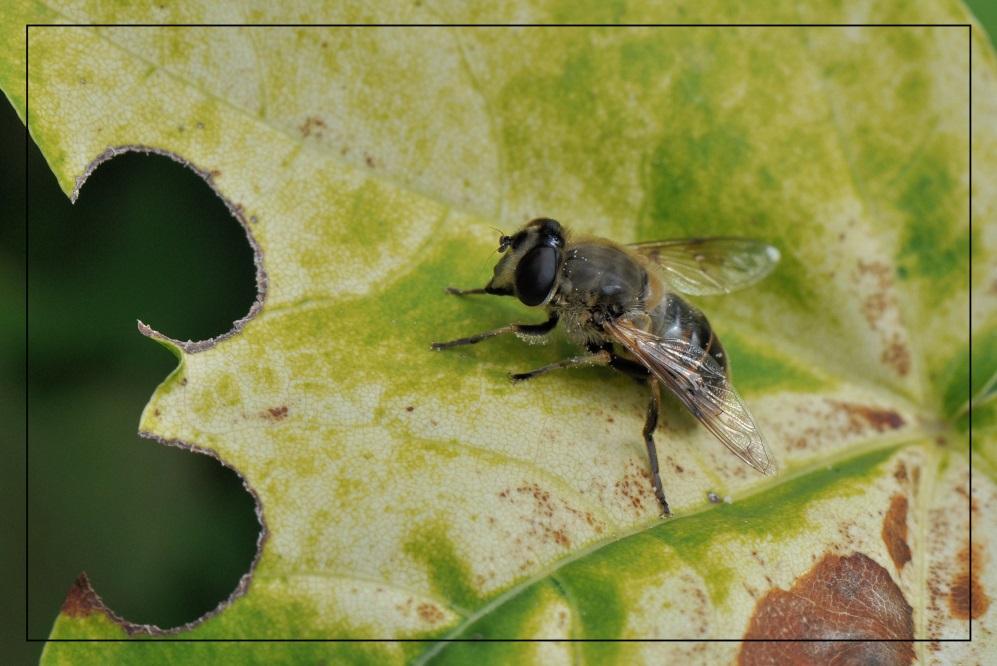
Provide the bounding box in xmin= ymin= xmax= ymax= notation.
xmin=23 ymin=21 xmax=975 ymax=647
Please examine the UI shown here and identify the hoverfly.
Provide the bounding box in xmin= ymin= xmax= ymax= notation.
xmin=431 ymin=218 xmax=779 ymax=516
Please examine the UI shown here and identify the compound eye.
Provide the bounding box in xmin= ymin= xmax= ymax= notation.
xmin=515 ymin=246 xmax=559 ymax=306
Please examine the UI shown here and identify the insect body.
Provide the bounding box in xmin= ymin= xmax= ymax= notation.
xmin=431 ymin=218 xmax=779 ymax=516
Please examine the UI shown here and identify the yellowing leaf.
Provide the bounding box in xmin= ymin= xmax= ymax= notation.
xmin=6 ymin=1 xmax=995 ymax=663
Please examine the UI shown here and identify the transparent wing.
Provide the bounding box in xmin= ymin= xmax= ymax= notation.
xmin=605 ymin=318 xmax=777 ymax=475
xmin=629 ymin=237 xmax=780 ymax=296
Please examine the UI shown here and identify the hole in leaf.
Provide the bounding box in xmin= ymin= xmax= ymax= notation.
xmin=17 ymin=98 xmax=261 ymax=636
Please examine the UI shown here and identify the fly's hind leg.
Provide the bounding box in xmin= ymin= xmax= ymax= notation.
xmin=643 ymin=380 xmax=671 ymax=517
xmin=586 ymin=342 xmax=651 ymax=382
xmin=581 ymin=343 xmax=665 ymax=513
xmin=431 ymin=314 xmax=559 ymax=351
xmin=510 ymin=350 xmax=611 ymax=382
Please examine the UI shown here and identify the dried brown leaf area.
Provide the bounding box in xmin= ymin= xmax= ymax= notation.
xmin=949 ymin=543 xmax=990 ymax=621
xmin=883 ymin=493 xmax=912 ymax=571
xmin=60 ymin=574 xmax=104 ymax=620
xmin=922 ymin=465 xmax=996 ymax=660
xmin=740 ymin=552 xmax=914 ymax=665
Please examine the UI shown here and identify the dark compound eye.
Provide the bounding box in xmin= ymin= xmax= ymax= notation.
xmin=515 ymin=246 xmax=559 ymax=306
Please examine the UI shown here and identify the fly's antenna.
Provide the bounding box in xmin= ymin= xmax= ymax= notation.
xmin=488 ymin=225 xmax=513 ymax=253
xmin=479 ymin=227 xmax=509 ymax=270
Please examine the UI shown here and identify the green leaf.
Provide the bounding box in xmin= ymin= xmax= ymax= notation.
xmin=7 ymin=0 xmax=994 ymax=663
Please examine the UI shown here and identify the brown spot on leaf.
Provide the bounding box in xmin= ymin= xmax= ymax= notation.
xmin=882 ymin=335 xmax=912 ymax=376
xmin=395 ymin=597 xmax=413 ymax=616
xmin=614 ymin=459 xmax=655 ymax=513
xmin=740 ymin=552 xmax=914 ymax=665
xmin=856 ymin=260 xmax=893 ymax=327
xmin=861 ymin=290 xmax=889 ymax=330
xmin=948 ymin=543 xmax=989 ymax=620
xmin=853 ymin=260 xmax=911 ymax=376
xmin=894 ymin=462 xmax=907 ymax=483
xmin=61 ymin=573 xmax=105 ymax=618
xmin=883 ymin=493 xmax=912 ymax=570
xmin=584 ymin=511 xmax=603 ymax=534
xmin=787 ymin=436 xmax=808 ymax=450
xmin=265 ymin=406 xmax=288 ymax=421
xmin=405 ymin=405 xmax=415 ymax=412
xmin=417 ymin=602 xmax=445 ymax=624
xmin=365 ymin=153 xmax=376 ymax=167
xmin=298 ymin=115 xmax=327 ymax=138
xmin=496 ymin=482 xmax=601 ymax=549
xmin=828 ymin=400 xmax=904 ymax=432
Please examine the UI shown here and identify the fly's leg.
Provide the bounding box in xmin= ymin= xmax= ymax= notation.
xmin=510 ymin=350 xmax=611 ymax=382
xmin=444 ymin=287 xmax=490 ymax=295
xmin=586 ymin=343 xmax=650 ymax=382
xmin=431 ymin=314 xmax=559 ymax=351
xmin=584 ymin=343 xmax=666 ymax=513
xmin=644 ymin=380 xmax=671 ymax=517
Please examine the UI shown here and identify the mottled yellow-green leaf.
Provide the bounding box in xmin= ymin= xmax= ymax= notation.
xmin=5 ymin=0 xmax=994 ymax=664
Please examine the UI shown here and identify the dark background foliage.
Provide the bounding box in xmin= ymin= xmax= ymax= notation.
xmin=7 ymin=6 xmax=995 ymax=662
xmin=5 ymin=72 xmax=261 ymax=661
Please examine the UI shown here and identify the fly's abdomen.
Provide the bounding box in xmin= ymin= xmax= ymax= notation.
xmin=650 ymin=293 xmax=729 ymax=379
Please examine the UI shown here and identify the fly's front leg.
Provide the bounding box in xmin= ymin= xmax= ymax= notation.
xmin=510 ymin=350 xmax=611 ymax=382
xmin=431 ymin=314 xmax=558 ymax=351
xmin=444 ymin=283 xmax=513 ymax=296
xmin=644 ymin=380 xmax=671 ymax=517
xmin=444 ymin=287 xmax=489 ymax=295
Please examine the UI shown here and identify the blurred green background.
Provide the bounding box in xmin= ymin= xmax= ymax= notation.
xmin=7 ymin=8 xmax=995 ymax=663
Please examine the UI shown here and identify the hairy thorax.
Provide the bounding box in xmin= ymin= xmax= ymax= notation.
xmin=549 ymin=241 xmax=648 ymax=345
